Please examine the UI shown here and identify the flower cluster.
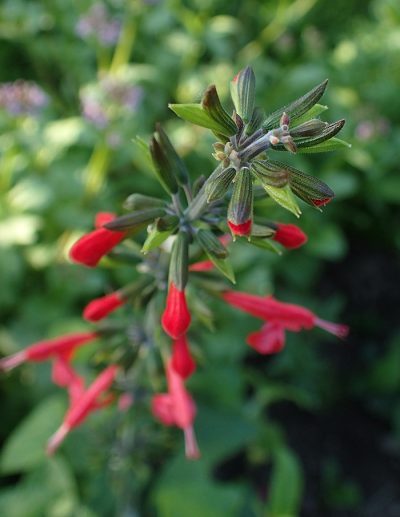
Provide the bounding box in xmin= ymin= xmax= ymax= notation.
xmin=1 ymin=67 xmax=350 ymax=458
xmin=0 ymin=80 xmax=48 ymax=116
xmin=76 ymin=3 xmax=121 ymax=47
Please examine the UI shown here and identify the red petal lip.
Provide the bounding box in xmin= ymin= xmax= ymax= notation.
xmin=312 ymin=197 xmax=332 ymax=207
xmin=272 ymin=223 xmax=308 ymax=249
xmin=161 ymin=283 xmax=191 ymax=339
xmin=228 ymin=219 xmax=252 ymax=236
xmin=246 ymin=322 xmax=286 ymax=354
xmin=83 ymin=292 xmax=125 ymax=322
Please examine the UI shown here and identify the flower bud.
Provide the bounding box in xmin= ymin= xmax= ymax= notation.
xmin=161 ymin=282 xmax=191 ymax=339
xmin=123 ymin=193 xmax=166 ymax=211
xmin=83 ymin=292 xmax=126 ymax=322
xmin=230 ymin=66 xmax=256 ymax=123
xmin=227 ymin=169 xmax=253 ymax=236
xmin=272 ymin=223 xmax=308 ymax=249
xmin=171 ymin=334 xmax=196 ymax=379
xmin=201 ymin=85 xmax=237 ymax=136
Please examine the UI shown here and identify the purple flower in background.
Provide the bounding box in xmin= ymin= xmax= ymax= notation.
xmin=0 ymin=80 xmax=48 ymax=116
xmin=76 ymin=3 xmax=121 ymax=47
xmin=102 ymin=78 xmax=143 ymax=111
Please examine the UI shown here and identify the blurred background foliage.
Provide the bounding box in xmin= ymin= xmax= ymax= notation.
xmin=0 ymin=0 xmax=400 ymax=515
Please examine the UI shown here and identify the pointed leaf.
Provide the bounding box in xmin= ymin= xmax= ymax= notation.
xmin=297 ymin=137 xmax=352 ymax=154
xmin=291 ymin=103 xmax=328 ymax=127
xmin=262 ymin=183 xmax=301 ymax=217
xmin=263 ymin=80 xmax=328 ymax=130
xmin=249 ymin=237 xmax=282 ymax=254
xmin=169 ymin=103 xmax=234 ymax=136
xmin=142 ymin=226 xmax=176 ymax=253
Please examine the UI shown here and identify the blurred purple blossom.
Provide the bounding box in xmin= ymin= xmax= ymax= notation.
xmin=0 ymin=80 xmax=48 ymax=116
xmin=80 ymin=76 xmax=143 ymax=129
xmin=356 ymin=118 xmax=390 ymax=141
xmin=76 ymin=3 xmax=121 ymax=47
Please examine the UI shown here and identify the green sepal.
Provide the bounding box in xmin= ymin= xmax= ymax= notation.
xmin=169 ymin=231 xmax=189 ymax=290
xmin=155 ymin=123 xmax=189 ymax=185
xmin=228 ymin=168 xmax=253 ymax=225
xmin=297 ymin=137 xmax=351 ymax=154
xmin=123 ymin=193 xmax=166 ymax=211
xmin=249 ymin=236 xmax=282 ymax=255
xmin=169 ymin=103 xmax=234 ymax=136
xmin=149 ymin=136 xmax=179 ymax=194
xmin=104 ymin=207 xmax=166 ymax=231
xmin=251 ymin=160 xmax=289 ymax=188
xmin=230 ymin=66 xmax=256 ymax=123
xmin=263 ymin=80 xmax=328 ymax=130
xmin=195 ymin=229 xmax=228 ymax=259
xmin=201 ymin=84 xmax=237 ymax=136
xmin=205 ymin=165 xmax=236 ymax=202
xmin=261 ymin=183 xmax=302 ymax=218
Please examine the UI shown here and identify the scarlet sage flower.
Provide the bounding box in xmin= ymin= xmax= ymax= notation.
xmin=223 ymin=290 xmax=349 ymax=337
xmin=161 ymin=282 xmax=191 ymax=339
xmin=152 ymin=360 xmax=200 ymax=459
xmin=69 ymin=213 xmax=127 ymax=267
xmin=83 ymin=291 xmax=126 ymax=322
xmin=47 ymin=365 xmax=118 ymax=454
xmin=0 ymin=332 xmax=98 ymax=372
xmin=171 ymin=334 xmax=196 ymax=379
xmin=246 ymin=322 xmax=286 ymax=354
xmin=272 ymin=223 xmax=307 ymax=249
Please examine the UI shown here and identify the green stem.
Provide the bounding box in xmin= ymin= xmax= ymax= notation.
xmin=109 ymin=14 xmax=137 ymax=74
xmin=83 ymin=142 xmax=111 ymax=198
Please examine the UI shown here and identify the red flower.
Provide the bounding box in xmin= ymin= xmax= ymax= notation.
xmin=95 ymin=212 xmax=116 ymax=228
xmin=246 ymin=322 xmax=285 ymax=354
xmin=227 ymin=219 xmax=252 ymax=237
xmin=0 ymin=332 xmax=98 ymax=372
xmin=47 ymin=365 xmax=118 ymax=454
xmin=69 ymin=213 xmax=126 ymax=267
xmin=272 ymin=223 xmax=308 ymax=249
xmin=83 ymin=291 xmax=126 ymax=322
xmin=223 ymin=290 xmax=349 ymax=338
xmin=161 ymin=282 xmax=191 ymax=339
xmin=312 ymin=198 xmax=332 ymax=207
xmin=171 ymin=334 xmax=196 ymax=379
xmin=152 ymin=360 xmax=200 ymax=459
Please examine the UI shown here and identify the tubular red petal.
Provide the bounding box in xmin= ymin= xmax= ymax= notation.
xmin=189 ymin=260 xmax=215 ymax=272
xmin=69 ymin=227 xmax=127 ymax=267
xmin=0 ymin=351 xmax=27 ymax=372
xmin=161 ymin=283 xmax=191 ymax=339
xmin=46 ymin=424 xmax=70 ymax=455
xmin=171 ymin=335 xmax=196 ymax=380
xmin=166 ymin=361 xmax=196 ymax=430
xmin=314 ymin=318 xmax=349 ymax=338
xmin=152 ymin=393 xmax=175 ymax=426
xmin=246 ymin=322 xmax=286 ymax=354
xmin=95 ymin=212 xmax=117 ymax=228
xmin=272 ymin=223 xmax=308 ymax=249
xmin=25 ymin=332 xmax=98 ymax=362
xmin=312 ymin=198 xmax=332 ymax=207
xmin=83 ymin=292 xmax=125 ymax=322
xmin=184 ymin=426 xmax=201 ymax=460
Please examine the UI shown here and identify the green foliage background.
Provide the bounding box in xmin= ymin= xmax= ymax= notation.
xmin=1 ymin=0 xmax=400 ymax=515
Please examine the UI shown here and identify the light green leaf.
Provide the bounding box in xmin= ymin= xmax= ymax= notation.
xmin=142 ymin=226 xmax=175 ymax=253
xmin=1 ymin=396 xmax=66 ymax=474
xmin=298 ymin=137 xmax=351 ymax=154
xmin=262 ymin=184 xmax=302 ymax=217
xmin=249 ymin=237 xmax=282 ymax=254
xmin=266 ymin=447 xmax=304 ymax=517
xmin=205 ymin=252 xmax=236 ymax=284
xmin=291 ymin=103 xmax=328 ymax=127
xmin=169 ymin=103 xmax=232 ymax=135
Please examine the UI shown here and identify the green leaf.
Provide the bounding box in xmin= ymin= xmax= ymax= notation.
xmin=263 ymin=80 xmax=328 ymax=130
xmin=266 ymin=447 xmax=304 ymax=517
xmin=290 ymin=103 xmax=328 ymax=127
xmin=142 ymin=226 xmax=175 ymax=253
xmin=206 ymin=254 xmax=235 ymax=284
xmin=249 ymin=237 xmax=282 ymax=254
xmin=169 ymin=103 xmax=234 ymax=136
xmin=261 ymin=184 xmax=302 ymax=218
xmin=1 ymin=396 xmax=66 ymax=474
xmin=298 ymin=137 xmax=352 ymax=154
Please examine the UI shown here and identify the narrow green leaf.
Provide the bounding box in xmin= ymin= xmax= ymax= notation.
xmin=169 ymin=103 xmax=234 ymax=136
xmin=142 ymin=226 xmax=175 ymax=253
xmin=266 ymin=447 xmax=304 ymax=517
xmin=205 ymin=253 xmax=236 ymax=284
xmin=249 ymin=237 xmax=281 ymax=254
xmin=290 ymin=103 xmax=328 ymax=127
xmin=297 ymin=137 xmax=352 ymax=154
xmin=263 ymin=80 xmax=328 ymax=130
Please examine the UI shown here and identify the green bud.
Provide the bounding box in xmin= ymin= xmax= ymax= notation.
xmin=169 ymin=231 xmax=189 ymax=290
xmin=230 ymin=66 xmax=256 ymax=123
xmin=155 ymin=124 xmax=189 ymax=185
xmin=201 ymin=85 xmax=237 ymax=136
xmin=228 ymin=168 xmax=253 ymax=227
xmin=155 ymin=215 xmax=180 ymax=232
xmin=196 ymin=230 xmax=228 ymax=259
xmin=123 ymin=193 xmax=166 ymax=211
xmin=290 ymin=119 xmax=328 ymax=138
xmin=293 ymin=119 xmax=345 ymax=149
xmin=104 ymin=207 xmax=166 ymax=231
xmin=251 ymin=160 xmax=289 ymax=188
xmin=150 ymin=136 xmax=179 ymax=194
xmin=205 ymin=165 xmax=236 ymax=202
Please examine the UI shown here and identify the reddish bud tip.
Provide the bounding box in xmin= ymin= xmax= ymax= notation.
xmin=161 ymin=283 xmax=191 ymax=339
xmin=83 ymin=292 xmax=125 ymax=322
xmin=228 ymin=219 xmax=252 ymax=236
xmin=171 ymin=335 xmax=196 ymax=380
xmin=272 ymin=223 xmax=308 ymax=249
xmin=189 ymin=260 xmax=214 ymax=272
xmin=312 ymin=198 xmax=332 ymax=207
xmin=95 ymin=212 xmax=117 ymax=229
